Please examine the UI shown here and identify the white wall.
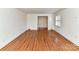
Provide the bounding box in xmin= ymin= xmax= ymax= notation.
xmin=0 ymin=8 xmax=26 ymax=48
xmin=26 ymin=14 xmax=54 ymax=30
xmin=55 ymin=8 xmax=79 ymax=46
xmin=27 ymin=14 xmax=37 ymax=30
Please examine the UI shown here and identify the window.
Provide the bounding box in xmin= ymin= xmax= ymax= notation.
xmin=55 ymin=15 xmax=61 ymax=27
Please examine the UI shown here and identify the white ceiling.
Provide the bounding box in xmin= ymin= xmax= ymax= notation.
xmin=17 ymin=8 xmax=62 ymax=14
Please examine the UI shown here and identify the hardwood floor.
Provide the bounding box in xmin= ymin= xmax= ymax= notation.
xmin=1 ymin=29 xmax=79 ymax=51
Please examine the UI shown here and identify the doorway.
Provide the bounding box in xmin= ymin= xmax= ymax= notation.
xmin=38 ymin=16 xmax=48 ymax=30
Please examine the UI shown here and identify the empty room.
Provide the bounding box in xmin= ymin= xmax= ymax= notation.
xmin=0 ymin=8 xmax=79 ymax=51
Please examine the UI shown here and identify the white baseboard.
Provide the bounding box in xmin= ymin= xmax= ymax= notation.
xmin=0 ymin=27 xmax=28 ymax=49
xmin=27 ymin=28 xmax=37 ymax=30
xmin=55 ymin=30 xmax=79 ymax=46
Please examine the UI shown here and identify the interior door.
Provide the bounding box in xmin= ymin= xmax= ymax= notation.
xmin=38 ymin=16 xmax=48 ymax=29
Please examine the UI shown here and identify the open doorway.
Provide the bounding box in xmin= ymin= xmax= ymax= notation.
xmin=38 ymin=16 xmax=48 ymax=30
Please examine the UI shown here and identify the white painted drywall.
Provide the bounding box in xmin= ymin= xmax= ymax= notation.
xmin=55 ymin=8 xmax=79 ymax=46
xmin=27 ymin=14 xmax=37 ymax=30
xmin=0 ymin=8 xmax=26 ymax=48
xmin=26 ymin=14 xmax=54 ymax=30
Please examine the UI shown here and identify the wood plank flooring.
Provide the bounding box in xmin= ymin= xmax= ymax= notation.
xmin=1 ymin=29 xmax=79 ymax=51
